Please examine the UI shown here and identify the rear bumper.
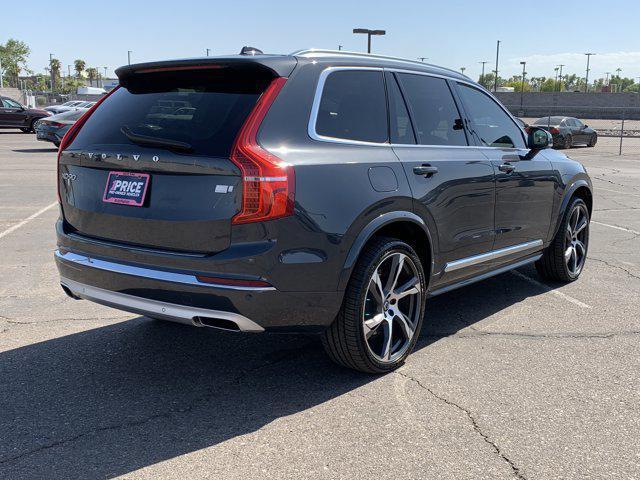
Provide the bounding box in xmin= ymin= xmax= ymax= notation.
xmin=55 ymin=248 xmax=341 ymax=332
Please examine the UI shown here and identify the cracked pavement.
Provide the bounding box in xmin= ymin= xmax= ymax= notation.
xmin=1 ymin=133 xmax=639 ymax=479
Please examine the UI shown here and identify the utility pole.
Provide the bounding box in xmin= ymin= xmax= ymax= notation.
xmin=554 ymin=67 xmax=559 ymax=90
xmin=520 ymin=61 xmax=527 ymax=110
xmin=128 ymin=50 xmax=132 ymax=65
xmin=206 ymin=48 xmax=210 ymax=56
xmin=338 ymin=45 xmax=343 ymax=51
xmin=418 ymin=57 xmax=428 ymax=62
xmin=493 ymin=40 xmax=501 ymax=92
xmin=584 ymin=53 xmax=595 ymax=93
xmin=460 ymin=67 xmax=466 ymax=75
xmin=558 ymin=64 xmax=565 ymax=91
xmin=0 ymin=57 xmax=4 ymax=89
xmin=352 ymin=28 xmax=386 ymax=53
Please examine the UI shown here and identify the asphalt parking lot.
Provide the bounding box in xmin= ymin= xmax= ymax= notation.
xmin=0 ymin=131 xmax=638 ymax=479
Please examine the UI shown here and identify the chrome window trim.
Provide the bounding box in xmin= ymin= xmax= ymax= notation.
xmin=60 ymin=277 xmax=265 ymax=332
xmin=307 ymin=66 xmax=527 ymax=153
xmin=444 ymin=239 xmax=543 ymax=273
xmin=55 ymin=250 xmax=276 ymax=292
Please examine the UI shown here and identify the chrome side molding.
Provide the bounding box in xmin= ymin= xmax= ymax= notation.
xmin=444 ymin=240 xmax=543 ymax=273
xmin=60 ymin=277 xmax=265 ymax=333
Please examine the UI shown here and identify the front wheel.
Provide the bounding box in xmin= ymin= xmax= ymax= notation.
xmin=563 ymin=134 xmax=573 ymax=149
xmin=536 ymin=198 xmax=589 ymax=282
xmin=322 ymin=237 xmax=427 ymax=373
xmin=588 ymin=134 xmax=597 ymax=147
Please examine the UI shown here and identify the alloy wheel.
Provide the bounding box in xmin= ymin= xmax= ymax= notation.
xmin=565 ymin=204 xmax=589 ymax=276
xmin=362 ymin=252 xmax=422 ymax=363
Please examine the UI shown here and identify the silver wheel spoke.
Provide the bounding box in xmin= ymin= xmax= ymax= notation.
xmin=572 ymin=248 xmax=578 ymax=272
xmin=394 ymin=277 xmax=421 ymax=300
xmin=384 ymin=254 xmax=405 ymax=295
xmin=564 ymin=246 xmax=573 ymax=262
xmin=395 ymin=311 xmax=415 ymax=340
xmin=364 ymin=313 xmax=385 ymax=339
xmin=381 ymin=320 xmax=393 ymax=361
xmin=575 ymin=218 xmax=588 ymax=235
xmin=575 ymin=240 xmax=586 ymax=255
xmin=571 ymin=209 xmax=579 ymax=232
xmin=371 ymin=270 xmax=385 ymax=305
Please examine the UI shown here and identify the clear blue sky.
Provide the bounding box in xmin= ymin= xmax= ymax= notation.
xmin=5 ymin=0 xmax=640 ymax=81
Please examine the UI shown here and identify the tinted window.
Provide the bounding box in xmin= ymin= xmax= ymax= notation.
xmin=386 ymin=73 xmax=415 ymax=144
xmin=458 ymin=84 xmax=526 ymax=148
xmin=573 ymin=118 xmax=583 ymax=127
xmin=315 ymin=70 xmax=388 ymax=143
xmin=69 ymin=69 xmax=269 ymax=157
xmin=4 ymin=98 xmax=21 ymax=108
xmin=397 ymin=73 xmax=467 ymax=146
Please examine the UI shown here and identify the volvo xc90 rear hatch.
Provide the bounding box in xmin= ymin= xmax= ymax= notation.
xmin=58 ymin=56 xmax=296 ymax=254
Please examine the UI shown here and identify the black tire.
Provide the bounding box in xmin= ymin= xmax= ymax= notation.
xmin=562 ymin=134 xmax=573 ymax=149
xmin=536 ymin=197 xmax=589 ymax=282
xmin=588 ymin=134 xmax=597 ymax=147
xmin=20 ymin=120 xmax=37 ymax=133
xmin=322 ymin=237 xmax=427 ymax=374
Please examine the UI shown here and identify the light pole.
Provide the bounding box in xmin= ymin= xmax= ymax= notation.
xmin=206 ymin=48 xmax=210 ymax=56
xmin=418 ymin=57 xmax=428 ymax=62
xmin=128 ymin=50 xmax=132 ymax=65
xmin=520 ymin=61 xmax=527 ymax=110
xmin=352 ymin=28 xmax=386 ymax=53
xmin=460 ymin=67 xmax=466 ymax=75
xmin=49 ymin=53 xmax=54 ymax=91
xmin=584 ymin=52 xmax=595 ymax=93
xmin=493 ymin=40 xmax=501 ymax=92
xmin=479 ymin=61 xmax=487 ymax=83
xmin=0 ymin=58 xmax=3 ymax=89
xmin=605 ymin=72 xmax=611 ymax=85
xmin=554 ymin=67 xmax=559 ymax=90
xmin=558 ymin=64 xmax=565 ymax=91
xmin=338 ymin=45 xmax=343 ymax=51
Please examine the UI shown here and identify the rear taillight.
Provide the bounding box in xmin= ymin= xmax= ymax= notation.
xmin=48 ymin=121 xmax=64 ymax=128
xmin=550 ymin=127 xmax=560 ymax=135
xmin=230 ymin=77 xmax=294 ymax=225
xmin=57 ymin=87 xmax=119 ymax=202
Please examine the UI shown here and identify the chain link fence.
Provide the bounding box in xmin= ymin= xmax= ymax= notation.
xmin=503 ymin=105 xmax=640 ymax=156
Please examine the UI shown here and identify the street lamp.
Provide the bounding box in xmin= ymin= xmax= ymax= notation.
xmin=520 ymin=61 xmax=527 ymax=110
xmin=127 ymin=50 xmax=132 ymax=65
xmin=352 ymin=28 xmax=386 ymax=53
xmin=584 ymin=53 xmax=595 ymax=93
xmin=460 ymin=67 xmax=466 ymax=75
xmin=338 ymin=45 xmax=343 ymax=51
xmin=479 ymin=61 xmax=488 ymax=83
xmin=206 ymin=48 xmax=210 ymax=56
xmin=493 ymin=40 xmax=501 ymax=92
xmin=418 ymin=57 xmax=428 ymax=62
xmin=558 ymin=64 xmax=565 ymax=91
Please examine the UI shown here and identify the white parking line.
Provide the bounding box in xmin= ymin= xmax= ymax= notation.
xmin=591 ymin=221 xmax=640 ymax=236
xmin=0 ymin=202 xmax=57 ymax=240
xmin=511 ymin=271 xmax=592 ymax=309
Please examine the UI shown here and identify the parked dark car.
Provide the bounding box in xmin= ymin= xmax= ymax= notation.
xmin=533 ymin=116 xmax=598 ymax=149
xmin=0 ymin=96 xmax=50 ymax=132
xmin=55 ymin=49 xmax=593 ymax=373
xmin=35 ymin=108 xmax=88 ymax=147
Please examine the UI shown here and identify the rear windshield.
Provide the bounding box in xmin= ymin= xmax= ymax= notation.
xmin=69 ymin=69 xmax=270 ymax=157
xmin=56 ymin=109 xmax=87 ymax=121
xmin=534 ymin=116 xmax=564 ymax=125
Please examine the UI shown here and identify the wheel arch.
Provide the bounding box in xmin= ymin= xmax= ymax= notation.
xmin=551 ymin=178 xmax=592 ymax=240
xmin=338 ymin=211 xmax=434 ymax=292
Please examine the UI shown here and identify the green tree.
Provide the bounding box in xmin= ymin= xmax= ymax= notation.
xmin=86 ymin=67 xmax=98 ymax=86
xmin=477 ymin=72 xmax=505 ymax=90
xmin=74 ymin=59 xmax=86 ymax=78
xmin=61 ymin=77 xmax=85 ymax=94
xmin=50 ymin=58 xmax=61 ymax=91
xmin=539 ymin=78 xmax=558 ymax=92
xmin=609 ymin=75 xmax=636 ymax=92
xmin=0 ymin=38 xmax=31 ymax=87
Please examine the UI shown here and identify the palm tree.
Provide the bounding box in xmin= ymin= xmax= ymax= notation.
xmin=50 ymin=58 xmax=61 ymax=90
xmin=74 ymin=59 xmax=86 ymax=79
xmin=86 ymin=67 xmax=98 ymax=87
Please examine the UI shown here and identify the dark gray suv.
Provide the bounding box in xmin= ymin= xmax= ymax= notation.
xmin=55 ymin=49 xmax=592 ymax=373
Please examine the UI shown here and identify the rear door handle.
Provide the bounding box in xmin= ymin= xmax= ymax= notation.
xmin=413 ymin=165 xmax=438 ymax=177
xmin=498 ymin=163 xmax=515 ymax=174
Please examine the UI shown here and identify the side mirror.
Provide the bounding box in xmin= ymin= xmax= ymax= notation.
xmin=527 ymin=127 xmax=552 ymax=150
xmin=582 ymin=124 xmax=588 ymax=129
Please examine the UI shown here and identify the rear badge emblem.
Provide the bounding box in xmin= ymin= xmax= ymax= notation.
xmin=152 ymin=156 xmax=159 ymax=162
xmin=133 ymin=154 xmax=140 ymax=161
xmin=61 ymin=173 xmax=76 ymax=181
xmin=215 ymin=185 xmax=234 ymax=194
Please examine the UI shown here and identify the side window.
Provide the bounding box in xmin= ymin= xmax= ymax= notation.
xmin=315 ymin=70 xmax=388 ymax=143
xmin=386 ymin=72 xmax=415 ymax=145
xmin=397 ymin=73 xmax=467 ymax=146
xmin=4 ymin=98 xmax=21 ymax=109
xmin=457 ymin=84 xmax=526 ymax=149
xmin=573 ymin=119 xmax=583 ymax=128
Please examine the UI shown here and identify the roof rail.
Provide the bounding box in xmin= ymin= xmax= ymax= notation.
xmin=290 ymin=48 xmax=465 ymax=78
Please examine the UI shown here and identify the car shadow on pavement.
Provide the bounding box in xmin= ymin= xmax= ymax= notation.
xmin=0 ymin=265 xmax=548 ymax=478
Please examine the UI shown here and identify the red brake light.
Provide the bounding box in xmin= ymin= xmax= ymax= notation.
xmin=57 ymin=87 xmax=119 ymax=202
xmin=230 ymin=77 xmax=294 ymax=225
xmin=49 ymin=121 xmax=65 ymax=128
xmin=550 ymin=127 xmax=560 ymax=135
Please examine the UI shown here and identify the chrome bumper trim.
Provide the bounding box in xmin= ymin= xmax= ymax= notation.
xmin=444 ymin=239 xmax=543 ymax=273
xmin=55 ymin=250 xmax=275 ymax=292
xmin=60 ymin=277 xmax=265 ymax=332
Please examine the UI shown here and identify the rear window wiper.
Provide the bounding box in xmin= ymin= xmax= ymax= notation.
xmin=120 ymin=125 xmax=193 ymax=152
